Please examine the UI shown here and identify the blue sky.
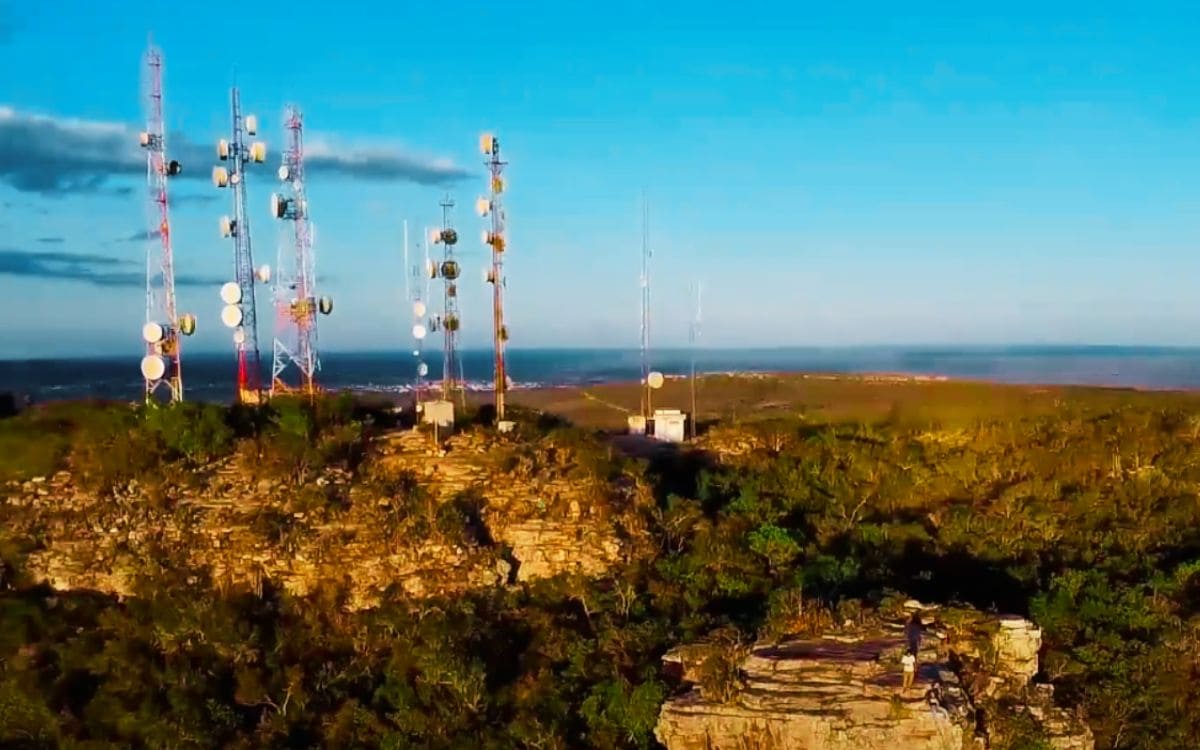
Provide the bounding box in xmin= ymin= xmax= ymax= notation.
xmin=2 ymin=1 xmax=1200 ymax=357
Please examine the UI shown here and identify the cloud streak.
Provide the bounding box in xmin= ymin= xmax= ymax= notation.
xmin=121 ymin=229 xmax=160 ymax=243
xmin=304 ymin=139 xmax=472 ymax=185
xmin=0 ymin=106 xmax=470 ymax=195
xmin=0 ymin=247 xmax=224 ymax=288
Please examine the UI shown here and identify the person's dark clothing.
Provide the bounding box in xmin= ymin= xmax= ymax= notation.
xmin=905 ymin=613 xmax=923 ymax=654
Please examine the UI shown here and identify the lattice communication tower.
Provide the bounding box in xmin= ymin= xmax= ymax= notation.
xmin=477 ymin=134 xmax=509 ymax=420
xmin=269 ymin=105 xmax=331 ymax=398
xmin=406 ymin=222 xmax=432 ymax=406
xmin=138 ymin=44 xmax=195 ymax=402
xmin=428 ymin=196 xmax=465 ymax=406
xmin=213 ymin=88 xmax=269 ymax=404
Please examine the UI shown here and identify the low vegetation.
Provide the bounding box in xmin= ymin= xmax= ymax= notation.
xmin=0 ymin=381 xmax=1198 ymax=748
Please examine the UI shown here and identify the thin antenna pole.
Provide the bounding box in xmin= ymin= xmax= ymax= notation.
xmin=402 ymin=220 xmax=410 ymax=306
xmin=423 ymin=227 xmax=432 ymax=314
xmin=640 ymin=193 xmax=651 ymax=419
xmin=690 ymin=281 xmax=702 ymax=440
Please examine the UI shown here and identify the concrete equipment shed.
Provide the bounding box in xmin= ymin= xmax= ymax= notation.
xmin=652 ymin=409 xmax=687 ymax=443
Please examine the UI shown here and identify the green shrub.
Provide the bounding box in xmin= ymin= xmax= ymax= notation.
xmin=141 ymin=402 xmax=234 ymax=465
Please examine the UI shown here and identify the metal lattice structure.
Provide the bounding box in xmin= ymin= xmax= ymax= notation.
xmin=429 ymin=196 xmax=465 ymax=407
xmin=478 ymin=134 xmax=509 ymax=420
xmin=213 ymin=88 xmax=268 ymax=404
xmin=137 ymin=45 xmax=194 ymax=402
xmin=404 ymin=222 xmax=432 ymax=407
xmin=410 ymin=228 xmax=436 ymax=408
xmin=270 ymin=106 xmax=330 ymax=398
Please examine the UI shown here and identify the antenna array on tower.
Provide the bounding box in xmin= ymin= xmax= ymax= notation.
xmin=429 ymin=196 xmax=465 ymax=407
xmin=478 ymin=133 xmax=510 ymax=421
xmin=129 ymin=47 xmax=530 ymax=412
xmin=138 ymin=44 xmax=195 ymax=403
xmin=410 ymin=225 xmax=430 ymax=404
xmin=269 ymin=105 xmax=331 ymax=398
xmin=213 ymin=88 xmax=269 ymax=404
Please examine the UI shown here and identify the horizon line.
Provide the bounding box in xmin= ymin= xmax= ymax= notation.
xmin=5 ymin=342 xmax=1200 ymax=363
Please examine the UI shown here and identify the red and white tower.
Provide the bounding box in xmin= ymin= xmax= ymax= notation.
xmin=138 ymin=44 xmax=195 ymax=403
xmin=269 ymin=105 xmax=331 ymax=398
xmin=477 ymin=133 xmax=509 ymax=421
xmin=213 ymin=88 xmax=269 ymax=404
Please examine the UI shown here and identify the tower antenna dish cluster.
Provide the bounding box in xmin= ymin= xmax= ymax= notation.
xmin=428 ymin=196 xmax=465 ymax=407
xmin=213 ymin=87 xmax=269 ymax=404
xmin=138 ymin=44 xmax=195 ymax=402
xmin=409 ymin=222 xmax=431 ymax=406
xmin=478 ymin=133 xmax=510 ymax=421
xmin=269 ymin=105 xmax=330 ymax=398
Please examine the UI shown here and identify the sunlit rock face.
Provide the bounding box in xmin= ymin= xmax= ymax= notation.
xmin=4 ymin=428 xmax=644 ymax=609
xmin=655 ymin=606 xmax=1093 ymax=750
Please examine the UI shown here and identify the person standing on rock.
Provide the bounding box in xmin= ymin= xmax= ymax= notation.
xmin=905 ymin=611 xmax=923 ymax=654
xmin=901 ymin=650 xmax=916 ymax=691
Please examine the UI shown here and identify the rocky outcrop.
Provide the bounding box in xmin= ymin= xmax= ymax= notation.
xmin=655 ymin=605 xmax=1093 ymax=750
xmin=657 ymin=635 xmax=968 ymax=750
xmin=377 ymin=429 xmax=635 ymax=582
xmin=1 ymin=426 xmax=643 ymax=608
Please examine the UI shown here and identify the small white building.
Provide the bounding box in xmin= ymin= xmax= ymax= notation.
xmin=627 ymin=414 xmax=648 ymax=436
xmin=652 ymin=409 xmax=687 ymax=443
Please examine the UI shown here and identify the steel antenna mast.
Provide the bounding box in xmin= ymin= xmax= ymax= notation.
xmin=411 ymin=233 xmax=431 ymax=410
xmin=429 ymin=196 xmax=465 ymax=408
xmin=138 ymin=44 xmax=195 ymax=403
xmin=270 ymin=105 xmax=331 ymax=398
xmin=478 ymin=133 xmax=509 ymax=422
xmin=213 ymin=88 xmax=269 ymax=404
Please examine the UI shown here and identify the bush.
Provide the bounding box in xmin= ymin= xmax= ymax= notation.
xmin=696 ymin=628 xmax=750 ymax=703
xmin=141 ymin=402 xmax=234 ymax=466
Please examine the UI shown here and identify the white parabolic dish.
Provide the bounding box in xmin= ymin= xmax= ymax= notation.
xmin=220 ymin=281 xmax=242 ymax=305
xmin=221 ymin=304 xmax=244 ymax=329
xmin=140 ymin=354 xmax=166 ymax=381
xmin=142 ymin=321 xmax=164 ymax=344
xmin=647 ymin=371 xmax=665 ymax=389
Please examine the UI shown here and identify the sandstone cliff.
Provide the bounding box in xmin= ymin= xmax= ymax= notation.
xmin=1 ymin=426 xmax=646 ymax=609
xmin=655 ymin=603 xmax=1093 ymax=750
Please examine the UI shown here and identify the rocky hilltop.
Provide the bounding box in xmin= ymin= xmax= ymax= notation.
xmin=655 ymin=602 xmax=1093 ymax=750
xmin=2 ymin=426 xmax=647 ymax=609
